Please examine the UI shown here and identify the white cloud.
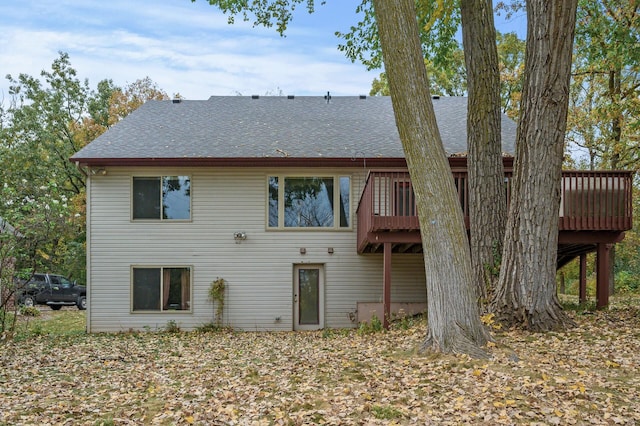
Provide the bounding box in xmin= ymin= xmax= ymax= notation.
xmin=0 ymin=0 xmax=375 ymax=101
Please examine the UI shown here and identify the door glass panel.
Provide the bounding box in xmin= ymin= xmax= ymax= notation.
xmin=298 ymin=269 xmax=319 ymax=325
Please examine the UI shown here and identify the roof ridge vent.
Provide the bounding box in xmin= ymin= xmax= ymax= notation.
xmin=287 ymin=95 xmax=295 ymax=99
xmin=359 ymin=95 xmax=367 ymax=99
xmin=172 ymin=98 xmax=181 ymax=104
xmin=251 ymin=95 xmax=260 ymax=99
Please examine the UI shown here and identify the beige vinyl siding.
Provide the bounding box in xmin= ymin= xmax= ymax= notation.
xmin=87 ymin=167 xmax=427 ymax=332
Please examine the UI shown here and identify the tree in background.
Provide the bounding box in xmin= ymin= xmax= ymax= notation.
xmin=561 ymin=0 xmax=640 ymax=296
xmin=496 ymin=31 xmax=525 ymax=120
xmin=368 ymin=30 xmax=526 ymax=120
xmin=363 ymin=0 xmax=462 ymax=100
xmin=568 ymin=0 xmax=639 ymax=171
xmin=2 ymin=53 xmax=95 ymax=281
xmin=336 ymin=0 xmax=461 ymax=73
xmin=0 ymin=53 xmax=168 ymax=282
xmin=369 ymin=54 xmax=467 ymax=97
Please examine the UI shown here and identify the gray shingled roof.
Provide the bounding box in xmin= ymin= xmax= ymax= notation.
xmin=71 ymin=96 xmax=516 ymax=163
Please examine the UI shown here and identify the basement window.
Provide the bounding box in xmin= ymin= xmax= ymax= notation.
xmin=132 ymin=267 xmax=191 ymax=312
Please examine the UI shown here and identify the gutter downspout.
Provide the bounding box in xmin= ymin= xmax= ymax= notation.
xmin=75 ymin=161 xmax=89 ymax=178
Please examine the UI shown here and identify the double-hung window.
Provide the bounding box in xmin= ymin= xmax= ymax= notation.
xmin=132 ymin=176 xmax=191 ymax=220
xmin=132 ymin=267 xmax=191 ymax=312
xmin=268 ymin=175 xmax=351 ymax=229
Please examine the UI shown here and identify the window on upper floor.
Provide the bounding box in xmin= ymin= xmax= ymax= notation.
xmin=132 ymin=176 xmax=191 ymax=220
xmin=268 ymin=175 xmax=350 ymax=229
xmin=132 ymin=266 xmax=191 ymax=312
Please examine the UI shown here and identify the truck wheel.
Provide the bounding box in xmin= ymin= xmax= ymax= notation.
xmin=21 ymin=296 xmax=35 ymax=308
xmin=50 ymin=305 xmax=62 ymax=311
xmin=77 ymin=296 xmax=87 ymax=310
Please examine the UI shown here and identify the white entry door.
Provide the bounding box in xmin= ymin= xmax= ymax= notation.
xmin=293 ymin=265 xmax=324 ymax=331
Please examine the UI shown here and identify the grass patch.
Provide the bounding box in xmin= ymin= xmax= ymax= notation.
xmin=13 ymin=308 xmax=85 ymax=340
xmin=371 ymin=404 xmax=404 ymax=420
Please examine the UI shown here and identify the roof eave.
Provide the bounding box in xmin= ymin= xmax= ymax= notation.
xmin=69 ymin=157 xmax=409 ymax=168
xmin=69 ymin=155 xmax=515 ymax=169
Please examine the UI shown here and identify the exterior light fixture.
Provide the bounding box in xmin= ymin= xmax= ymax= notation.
xmin=233 ymin=232 xmax=247 ymax=243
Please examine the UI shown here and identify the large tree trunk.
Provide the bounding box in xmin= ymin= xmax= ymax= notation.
xmin=492 ymin=0 xmax=578 ymax=331
xmin=460 ymin=0 xmax=506 ymax=304
xmin=373 ymin=0 xmax=491 ymax=357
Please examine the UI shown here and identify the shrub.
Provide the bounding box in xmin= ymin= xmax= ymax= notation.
xmin=19 ymin=306 xmax=40 ymax=317
xmin=357 ymin=314 xmax=384 ymax=335
xmin=208 ymin=277 xmax=226 ymax=326
xmin=615 ymin=270 xmax=640 ymax=293
xmin=164 ymin=320 xmax=180 ymax=333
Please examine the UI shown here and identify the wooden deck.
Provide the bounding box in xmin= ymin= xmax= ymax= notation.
xmin=356 ymin=169 xmax=633 ymax=255
xmin=356 ymin=168 xmax=633 ymax=320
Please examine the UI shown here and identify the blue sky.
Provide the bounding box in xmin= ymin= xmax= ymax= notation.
xmin=0 ymin=0 xmax=526 ymax=100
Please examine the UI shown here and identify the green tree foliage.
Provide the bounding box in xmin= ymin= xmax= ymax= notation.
xmin=369 ymin=54 xmax=467 ymax=97
xmin=2 ymin=53 xmax=96 ymax=280
xmin=196 ymin=0 xmax=321 ymax=35
xmin=0 ymin=53 xmax=168 ymax=281
xmin=336 ymin=0 xmax=461 ymax=71
xmin=193 ymin=0 xmax=462 ymax=74
xmin=497 ymin=31 xmax=525 ymax=120
xmin=368 ymin=30 xmax=525 ymax=121
xmin=5 ymin=52 xmax=90 ymax=197
xmin=567 ymin=0 xmax=640 ymax=171
xmin=565 ymin=0 xmax=640 ymax=297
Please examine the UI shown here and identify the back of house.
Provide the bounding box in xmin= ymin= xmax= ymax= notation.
xmin=71 ymin=95 xmax=630 ymax=332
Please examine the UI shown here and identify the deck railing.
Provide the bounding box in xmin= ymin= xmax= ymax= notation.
xmin=559 ymin=171 xmax=633 ymax=230
xmin=356 ymin=169 xmax=633 ymax=235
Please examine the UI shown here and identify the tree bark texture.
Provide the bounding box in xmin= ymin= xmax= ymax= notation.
xmin=492 ymin=0 xmax=578 ymax=331
xmin=460 ymin=0 xmax=506 ymax=303
xmin=373 ymin=0 xmax=491 ymax=357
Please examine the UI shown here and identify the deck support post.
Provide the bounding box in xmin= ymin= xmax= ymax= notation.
xmin=383 ymin=242 xmax=392 ymax=329
xmin=579 ymin=253 xmax=587 ymax=304
xmin=596 ymin=243 xmax=611 ymax=309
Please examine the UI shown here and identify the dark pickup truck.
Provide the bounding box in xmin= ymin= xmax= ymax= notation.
xmin=17 ymin=273 xmax=86 ymax=310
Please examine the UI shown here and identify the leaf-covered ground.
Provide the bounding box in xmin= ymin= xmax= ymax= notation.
xmin=1 ymin=301 xmax=639 ymax=425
